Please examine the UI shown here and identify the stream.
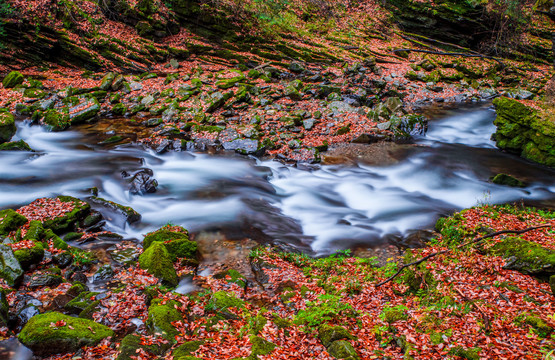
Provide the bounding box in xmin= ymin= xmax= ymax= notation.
xmin=1 ymin=103 xmax=554 ymax=255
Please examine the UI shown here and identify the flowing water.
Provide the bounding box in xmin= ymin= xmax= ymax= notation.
xmin=1 ymin=104 xmax=554 ymax=255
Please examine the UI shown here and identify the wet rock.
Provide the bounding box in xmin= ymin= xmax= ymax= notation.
xmin=145 ymin=299 xmax=181 ymax=342
xmin=69 ymin=98 xmax=100 ymax=125
xmin=490 ymin=173 xmax=525 ymax=187
xmin=16 ymin=305 xmax=40 ymax=330
xmin=52 ymin=252 xmax=73 ymax=268
xmin=110 ymin=247 xmax=140 ymax=265
xmin=42 ymin=196 xmax=91 ymax=233
xmin=0 ymin=209 xmax=27 ymax=236
xmin=64 ymin=291 xmax=99 ymax=314
xmin=14 ymin=242 xmax=44 ymax=270
xmin=83 ymin=211 xmax=103 ymax=227
xmin=18 ymin=312 xmax=114 ymax=356
xmin=327 ymin=340 xmax=360 ymax=360
xmin=100 ymin=72 xmax=116 ymax=91
xmin=506 ymin=89 xmax=534 ymax=100
xmin=92 ymin=264 xmax=114 ymax=282
xmin=0 ymin=244 xmax=24 ymax=286
xmin=28 ymin=273 xmax=63 ymax=288
xmin=0 ymin=109 xmax=16 ymax=144
xmin=0 ymin=290 xmax=8 ymax=326
xmin=139 ymin=242 xmax=178 ymax=286
xmin=128 ymin=169 xmax=158 ymax=194
xmin=0 ymin=140 xmax=33 ymax=151
xmin=89 ymin=196 xmax=141 ymax=223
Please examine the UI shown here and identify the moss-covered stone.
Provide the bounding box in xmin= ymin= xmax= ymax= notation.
xmin=489 ymin=237 xmax=555 ymax=275
xmin=0 ymin=244 xmax=23 ymax=286
xmin=208 ymin=291 xmax=245 ymax=312
xmin=66 ymin=281 xmax=87 ymax=297
xmin=65 ymin=291 xmax=99 ymax=314
xmin=165 ymin=238 xmax=197 ymax=261
xmin=100 ymin=72 xmax=116 ymax=91
xmin=249 ymin=335 xmax=276 ymax=357
xmin=14 ymin=242 xmax=44 ymax=269
xmin=18 ymin=311 xmax=113 ymax=356
xmin=2 ymin=71 xmax=24 ymax=88
xmin=23 ymin=220 xmax=44 ymax=242
xmin=143 ymin=228 xmax=189 ymax=249
xmin=43 ymin=196 xmax=91 ymax=233
xmin=112 ymin=103 xmax=127 ymax=116
xmin=145 ymin=298 xmax=182 ymax=342
xmin=117 ymin=333 xmax=172 ymax=360
xmin=171 ymin=340 xmax=204 ymax=359
xmin=318 ymin=325 xmax=355 ymax=348
xmin=214 ymin=269 xmax=247 ymax=287
xmin=522 ymin=314 xmax=553 ymax=337
xmin=139 ymin=241 xmax=179 ymax=286
xmin=490 ymin=173 xmax=525 ymax=187
xmin=0 ymin=109 xmax=16 ymax=143
xmin=23 ymin=88 xmax=46 ymax=99
xmin=448 ymin=346 xmax=481 ymax=360
xmin=0 ymin=209 xmax=27 ymax=236
xmin=90 ymin=196 xmax=141 ymax=223
xmin=327 ymin=340 xmax=359 ymax=360
xmin=0 ymin=140 xmax=33 ymax=151
xmin=43 ymin=109 xmax=71 ymax=131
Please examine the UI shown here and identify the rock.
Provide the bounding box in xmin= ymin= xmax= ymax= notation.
xmin=208 ymin=291 xmax=245 ymax=312
xmin=129 ymin=81 xmax=143 ymax=91
xmin=327 ymin=92 xmax=342 ymax=101
xmin=64 ymin=291 xmax=99 ymax=314
xmin=250 ymin=335 xmax=276 ymax=357
xmin=490 ymin=173 xmax=525 ymax=187
xmin=138 ymin=241 xmax=179 ymax=286
xmin=376 ymin=121 xmax=391 ymax=130
xmin=42 ymin=196 xmax=91 ymax=233
xmin=110 ymin=247 xmax=140 ymax=265
xmin=507 ymin=89 xmax=534 ymax=100
xmin=550 ymin=275 xmax=555 ymax=296
xmin=0 ymin=140 xmax=33 ymax=151
xmin=69 ymin=98 xmax=100 ymax=125
xmin=327 ymin=340 xmax=360 ymax=360
xmin=14 ymin=243 xmax=44 ymax=270
xmin=328 ymin=101 xmax=355 ymax=114
xmin=111 ymin=74 xmax=125 ymax=91
xmin=384 ymin=97 xmax=402 ymax=113
xmin=289 ymin=62 xmax=305 ymax=73
xmin=0 ymin=109 xmax=16 ymax=143
xmin=141 ymin=94 xmax=155 ymax=107
xmin=303 ymin=118 xmax=316 ymax=130
xmin=318 ymin=325 xmax=356 ymax=348
xmin=2 ymin=71 xmax=24 ymax=88
xmin=28 ymin=273 xmax=64 ymax=288
xmin=145 ymin=299 xmax=182 ymax=341
xmin=117 ymin=333 xmax=172 ymax=360
xmin=284 ymin=85 xmax=302 ymax=101
xmin=222 ymin=139 xmax=259 ymax=154
xmin=52 ymin=252 xmax=73 ymax=268
xmin=143 ymin=227 xmax=189 ymax=249
xmin=0 ymin=209 xmax=27 ymax=236
xmin=0 ymin=289 xmax=8 ymax=326
xmin=216 ymin=74 xmax=245 ymax=89
xmin=43 ymin=109 xmax=70 ymax=131
xmin=170 ymin=58 xmax=180 ymax=69
xmin=489 ymin=237 xmax=555 ymax=275
xmin=92 ymin=264 xmax=114 ymax=282
xmin=100 ymin=72 xmax=116 ymax=91
xmin=171 ymin=340 xmax=204 ymax=359
xmin=0 ymin=244 xmax=24 ymax=286
xmin=206 ymin=92 xmax=226 ymax=113
xmin=89 ymin=196 xmax=141 ymax=224
xmin=129 ymin=170 xmax=158 ymax=195
xmin=16 ymin=304 xmax=40 ymax=330
xmin=18 ymin=312 xmax=113 ymax=356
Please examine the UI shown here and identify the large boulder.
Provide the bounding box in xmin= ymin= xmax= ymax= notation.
xmin=0 ymin=209 xmax=27 ymax=236
xmin=41 ymin=196 xmax=91 ymax=233
xmin=0 ymin=109 xmax=16 ymax=143
xmin=138 ymin=241 xmax=179 ymax=286
xmin=145 ymin=299 xmax=182 ymax=342
xmin=2 ymin=71 xmax=24 ymax=88
xmin=0 ymin=244 xmax=23 ymax=286
xmin=18 ymin=312 xmax=113 ymax=356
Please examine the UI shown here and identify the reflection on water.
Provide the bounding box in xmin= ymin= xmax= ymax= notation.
xmin=1 ymin=105 xmax=554 ymax=254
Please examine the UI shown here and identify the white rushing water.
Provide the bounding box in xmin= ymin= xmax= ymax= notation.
xmin=1 ymin=105 xmax=554 ymax=254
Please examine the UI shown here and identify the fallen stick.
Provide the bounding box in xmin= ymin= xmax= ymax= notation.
xmin=375 ymin=224 xmax=551 ymax=287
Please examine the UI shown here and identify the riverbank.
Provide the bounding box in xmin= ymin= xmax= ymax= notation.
xmin=0 ymin=198 xmax=554 ymax=359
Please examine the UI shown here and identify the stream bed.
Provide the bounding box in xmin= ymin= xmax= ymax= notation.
xmin=1 ymin=103 xmax=554 ymax=255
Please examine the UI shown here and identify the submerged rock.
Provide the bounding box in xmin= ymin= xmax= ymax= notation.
xmin=18 ymin=312 xmax=113 ymax=356
xmin=490 ymin=173 xmax=525 ymax=187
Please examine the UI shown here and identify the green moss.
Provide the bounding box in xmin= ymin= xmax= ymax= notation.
xmin=0 ymin=110 xmax=16 ymax=143
xmin=143 ymin=229 xmax=189 ymax=249
xmin=380 ymin=305 xmax=408 ymax=323
xmin=318 ymin=325 xmax=355 ymax=348
xmin=208 ymin=291 xmax=245 ymax=311
xmin=145 ymin=299 xmax=182 ymax=342
xmin=65 ymin=291 xmax=99 ymax=314
xmin=112 ymin=103 xmax=127 ymax=116
xmin=14 ymin=242 xmax=44 ymax=270
xmin=67 ymin=282 xmax=87 ymax=297
xmin=18 ymin=312 xmax=113 ymax=356
xmin=42 ymin=196 xmax=90 ymax=233
xmin=327 ymin=340 xmax=360 ymax=360
xmin=2 ymin=71 xmax=24 ymax=88
xmin=489 ymin=237 xmax=555 ymax=275
xmin=22 ymin=220 xmax=43 ymax=241
xmin=249 ymin=335 xmax=276 ymax=357
xmin=139 ymin=241 xmax=179 ymax=286
xmin=117 ymin=333 xmax=172 ymax=360
xmin=0 ymin=140 xmax=33 ymax=151
xmin=250 ymin=314 xmax=267 ymax=335
xmin=521 ymin=314 xmax=553 ymax=337
xmin=448 ymin=346 xmax=481 ymax=360
xmin=214 ymin=269 xmax=246 ymax=287
xmin=79 ymin=300 xmax=100 ymax=319
xmin=90 ymin=196 xmax=141 ymax=223
xmin=165 ymin=238 xmax=197 ymax=261
xmin=43 ymin=109 xmax=71 ymax=131
xmin=0 ymin=209 xmax=27 ymax=236
xmin=172 ymin=340 xmax=204 ymax=359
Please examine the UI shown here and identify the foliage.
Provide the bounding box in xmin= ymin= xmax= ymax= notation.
xmin=294 ymin=294 xmax=355 ymax=329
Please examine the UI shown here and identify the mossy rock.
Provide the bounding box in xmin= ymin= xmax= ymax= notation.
xmin=43 ymin=196 xmax=91 ymax=233
xmin=89 ymin=196 xmax=141 ymax=223
xmin=66 ymin=281 xmax=87 ymax=297
xmin=318 ymin=325 xmax=355 ymax=348
xmin=213 ymin=269 xmax=246 ymax=287
xmin=401 ymin=250 xmax=436 ymax=292
xmin=0 ymin=140 xmax=33 ymax=151
xmin=14 ymin=242 xmax=44 ymax=270
xmin=43 ymin=109 xmax=71 ymax=131
xmin=448 ymin=346 xmax=481 ymax=360
xmin=139 ymin=242 xmax=179 ymax=286
xmin=490 ymin=173 xmax=525 ymax=187
xmin=18 ymin=312 xmax=113 ymax=356
xmin=0 ymin=109 xmax=16 ymax=143
xmin=145 ymin=299 xmax=182 ymax=342
xmin=250 ymin=314 xmax=267 ymax=335
xmin=172 ymin=340 xmax=204 ymax=359
xmin=0 ymin=244 xmax=24 ymax=286
xmin=117 ymin=333 xmax=172 ymax=360
xmin=249 ymin=335 xmax=276 ymax=357
xmin=2 ymin=71 xmax=24 ymax=88
xmin=489 ymin=237 xmax=555 ymax=275
xmin=165 ymin=238 xmax=197 ymax=261
xmin=23 ymin=220 xmax=44 ymax=242
xmin=0 ymin=209 xmax=27 ymax=236
xmin=520 ymin=314 xmax=553 ymax=338
xmin=79 ymin=300 xmax=101 ymax=319
xmin=143 ymin=228 xmax=189 ymax=249
xmin=23 ymin=88 xmax=46 ymax=99
xmin=327 ymin=340 xmax=359 ymax=360
xmin=44 ymin=229 xmax=70 ymax=250
xmin=65 ymin=291 xmax=99 ymax=314
xmin=112 ymin=103 xmax=127 ymax=116
xmin=208 ymin=291 xmax=245 ymax=312
xmin=100 ymin=72 xmax=116 ymax=91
